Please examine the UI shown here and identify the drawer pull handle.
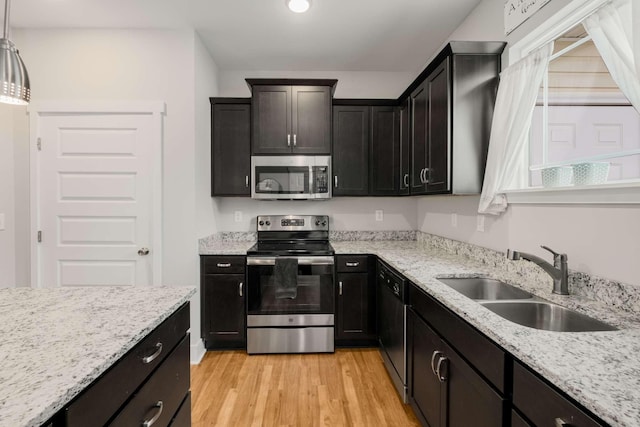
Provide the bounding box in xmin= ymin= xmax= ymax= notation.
xmin=239 ymin=281 xmax=243 ymax=297
xmin=141 ymin=342 xmax=163 ymax=364
xmin=435 ymin=355 xmax=448 ymax=382
xmin=555 ymin=418 xmax=569 ymax=427
xmin=430 ymin=351 xmax=444 ymax=376
xmin=216 ymin=263 xmax=231 ymax=268
xmin=345 ymin=262 xmax=360 ymax=267
xmin=142 ymin=400 xmax=164 ymax=427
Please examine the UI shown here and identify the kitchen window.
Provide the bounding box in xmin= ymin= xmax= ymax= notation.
xmin=486 ymin=0 xmax=640 ymax=208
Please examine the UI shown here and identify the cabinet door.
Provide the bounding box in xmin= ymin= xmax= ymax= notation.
xmin=426 ymin=60 xmax=450 ymax=193
xmin=370 ymin=106 xmax=400 ymax=196
xmin=336 ymin=272 xmax=376 ymax=344
xmin=399 ymin=98 xmax=411 ymax=195
xmin=292 ymin=86 xmax=332 ymax=154
xmin=211 ymin=103 xmax=251 ymax=196
xmin=410 ymin=83 xmax=428 ymax=194
xmin=444 ymin=340 xmax=505 ymax=427
xmin=332 ymin=105 xmax=369 ymax=196
xmin=251 ymin=85 xmax=292 ymax=154
xmin=202 ymin=273 xmax=246 ymax=349
xmin=408 ymin=310 xmax=445 ymax=427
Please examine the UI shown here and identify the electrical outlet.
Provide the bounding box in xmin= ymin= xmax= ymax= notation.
xmin=451 ymin=213 xmax=457 ymax=228
xmin=375 ymin=210 xmax=384 ymax=222
xmin=476 ymin=215 xmax=485 ymax=232
xmin=234 ymin=211 xmax=243 ymax=223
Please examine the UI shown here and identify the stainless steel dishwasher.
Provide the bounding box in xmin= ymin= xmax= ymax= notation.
xmin=377 ymin=260 xmax=408 ymax=403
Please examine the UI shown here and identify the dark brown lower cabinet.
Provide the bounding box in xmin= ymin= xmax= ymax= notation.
xmin=201 ymin=256 xmax=246 ymax=349
xmin=335 ymin=255 xmax=376 ymax=346
xmin=408 ymin=308 xmax=504 ymax=427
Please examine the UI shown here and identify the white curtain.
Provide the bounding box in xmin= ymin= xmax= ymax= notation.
xmin=478 ymin=42 xmax=554 ymax=215
xmin=584 ymin=0 xmax=640 ymax=112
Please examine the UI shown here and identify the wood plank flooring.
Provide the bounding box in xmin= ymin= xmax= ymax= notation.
xmin=190 ymin=348 xmax=420 ymax=427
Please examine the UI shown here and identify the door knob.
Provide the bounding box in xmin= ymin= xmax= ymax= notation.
xmin=138 ymin=248 xmax=150 ymax=256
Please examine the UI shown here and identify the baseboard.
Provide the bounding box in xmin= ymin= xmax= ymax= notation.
xmin=190 ymin=339 xmax=206 ymax=365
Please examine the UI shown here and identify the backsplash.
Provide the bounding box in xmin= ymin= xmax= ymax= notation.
xmin=330 ymin=230 xmax=416 ymax=241
xmin=417 ymin=232 xmax=640 ymax=315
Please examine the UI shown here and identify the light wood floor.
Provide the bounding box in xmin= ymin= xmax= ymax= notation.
xmin=190 ymin=348 xmax=420 ymax=427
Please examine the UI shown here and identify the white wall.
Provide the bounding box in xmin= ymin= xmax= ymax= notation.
xmin=11 ymin=27 xmax=203 ymax=300
xmin=417 ymin=0 xmax=640 ymax=286
xmin=218 ymin=70 xmax=415 ymax=99
xmin=0 ymin=105 xmax=16 ymax=287
xmin=215 ymin=197 xmax=417 ymax=232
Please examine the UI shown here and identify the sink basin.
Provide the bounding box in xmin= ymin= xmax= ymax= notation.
xmin=438 ymin=277 xmax=533 ymax=300
xmin=481 ymin=301 xmax=617 ymax=332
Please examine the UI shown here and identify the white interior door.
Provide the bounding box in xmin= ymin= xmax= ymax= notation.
xmin=30 ymin=102 xmax=164 ymax=287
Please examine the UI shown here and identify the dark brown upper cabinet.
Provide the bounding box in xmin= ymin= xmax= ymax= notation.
xmin=332 ymin=104 xmax=369 ymax=196
xmin=403 ymin=41 xmax=505 ymax=196
xmin=247 ymin=79 xmax=336 ymax=155
xmin=210 ymin=98 xmax=251 ymax=196
xmin=332 ymin=100 xmax=401 ymax=197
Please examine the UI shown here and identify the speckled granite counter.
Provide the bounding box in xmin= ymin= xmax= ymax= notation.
xmin=0 ymin=286 xmax=195 ymax=427
xmin=332 ymin=240 xmax=640 ymax=427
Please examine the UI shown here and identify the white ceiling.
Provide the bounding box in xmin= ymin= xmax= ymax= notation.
xmin=10 ymin=0 xmax=482 ymax=72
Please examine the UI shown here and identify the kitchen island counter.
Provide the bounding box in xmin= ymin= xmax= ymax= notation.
xmin=0 ymin=286 xmax=195 ymax=427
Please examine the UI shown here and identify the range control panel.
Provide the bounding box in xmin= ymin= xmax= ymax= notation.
xmin=256 ymin=215 xmax=329 ymax=232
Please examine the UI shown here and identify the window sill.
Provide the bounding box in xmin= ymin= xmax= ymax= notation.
xmin=503 ymin=182 xmax=640 ymax=205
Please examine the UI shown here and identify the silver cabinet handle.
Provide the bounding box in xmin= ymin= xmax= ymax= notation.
xmin=142 ymin=343 xmax=163 ymax=364
xmin=339 ymin=281 xmax=343 ymax=296
xmin=419 ymin=168 xmax=425 ymax=184
xmin=424 ymin=168 xmax=430 ymax=184
xmin=239 ymin=282 xmax=243 ymax=297
xmin=142 ymin=401 xmax=163 ymax=427
xmin=430 ymin=351 xmax=444 ymax=376
xmin=436 ymin=355 xmax=448 ymax=382
xmin=287 ymin=134 xmax=291 ymax=147
xmin=216 ymin=263 xmax=231 ymax=268
xmin=245 ymin=175 xmax=249 ymax=188
xmin=345 ymin=262 xmax=360 ymax=267
xmin=293 ymin=134 xmax=297 ymax=146
xmin=403 ymin=173 xmax=409 ymax=188
xmin=138 ymin=248 xmax=150 ymax=256
xmin=334 ymin=176 xmax=338 ymax=188
xmin=555 ymin=418 xmax=569 ymax=427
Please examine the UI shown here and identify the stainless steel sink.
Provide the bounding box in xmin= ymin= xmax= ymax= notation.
xmin=438 ymin=277 xmax=533 ymax=300
xmin=481 ymin=301 xmax=617 ymax=332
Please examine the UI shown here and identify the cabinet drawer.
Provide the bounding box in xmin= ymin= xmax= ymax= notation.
xmin=169 ymin=393 xmax=191 ymax=427
xmin=109 ymin=336 xmax=190 ymax=427
xmin=201 ymin=255 xmax=246 ymax=274
xmin=513 ymin=361 xmax=604 ymax=427
xmin=336 ymin=255 xmax=369 ymax=273
xmin=66 ymin=303 xmax=189 ymax=427
xmin=409 ymin=284 xmax=506 ymax=392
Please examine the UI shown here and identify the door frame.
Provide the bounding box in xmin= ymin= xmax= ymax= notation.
xmin=28 ymin=100 xmax=166 ymax=288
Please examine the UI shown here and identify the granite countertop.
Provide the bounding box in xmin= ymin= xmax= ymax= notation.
xmin=200 ymin=236 xmax=640 ymax=426
xmin=0 ymin=286 xmax=195 ymax=427
xmin=332 ymin=241 xmax=640 ymax=427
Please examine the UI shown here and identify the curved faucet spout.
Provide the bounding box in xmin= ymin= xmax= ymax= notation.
xmin=506 ymin=246 xmax=569 ymax=295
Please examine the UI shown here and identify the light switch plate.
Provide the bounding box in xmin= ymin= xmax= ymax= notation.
xmin=375 ymin=210 xmax=384 ymax=222
xmin=234 ymin=211 xmax=243 ymax=223
xmin=451 ymin=213 xmax=457 ymax=228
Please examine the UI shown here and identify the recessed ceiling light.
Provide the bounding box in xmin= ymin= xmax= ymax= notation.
xmin=287 ymin=0 xmax=311 ymax=13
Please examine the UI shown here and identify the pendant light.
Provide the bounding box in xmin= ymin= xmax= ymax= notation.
xmin=287 ymin=0 xmax=311 ymax=13
xmin=0 ymin=0 xmax=29 ymax=105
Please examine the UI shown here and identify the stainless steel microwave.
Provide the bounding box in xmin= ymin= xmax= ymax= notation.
xmin=251 ymin=156 xmax=331 ymax=200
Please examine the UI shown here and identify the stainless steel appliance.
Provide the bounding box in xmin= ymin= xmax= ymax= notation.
xmin=246 ymin=215 xmax=335 ymax=354
xmin=251 ymin=156 xmax=331 ymax=200
xmin=377 ymin=260 xmax=409 ymax=403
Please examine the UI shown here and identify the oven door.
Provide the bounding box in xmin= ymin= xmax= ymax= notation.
xmin=246 ymin=256 xmax=335 ymax=316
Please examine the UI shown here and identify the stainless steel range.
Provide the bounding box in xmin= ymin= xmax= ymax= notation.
xmin=246 ymin=215 xmax=335 ymax=354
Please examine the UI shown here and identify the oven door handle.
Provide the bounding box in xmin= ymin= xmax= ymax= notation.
xmin=246 ymin=256 xmax=334 ymax=266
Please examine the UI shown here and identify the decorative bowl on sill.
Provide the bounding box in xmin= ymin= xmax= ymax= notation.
xmin=572 ymin=162 xmax=610 ymax=186
xmin=541 ymin=166 xmax=573 ymax=187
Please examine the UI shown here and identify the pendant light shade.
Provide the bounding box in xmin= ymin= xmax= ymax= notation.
xmin=0 ymin=0 xmax=29 ymax=105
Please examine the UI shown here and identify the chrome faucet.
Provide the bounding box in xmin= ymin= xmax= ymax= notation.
xmin=506 ymin=246 xmax=569 ymax=295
